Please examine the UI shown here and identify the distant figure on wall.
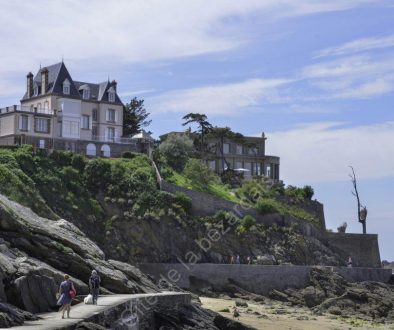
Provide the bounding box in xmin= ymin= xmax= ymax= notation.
xmin=230 ymin=255 xmax=235 ymax=264
xmin=247 ymin=256 xmax=251 ymax=264
xmin=233 ymin=306 xmax=240 ymax=320
xmin=236 ymin=255 xmax=240 ymax=264
xmin=347 ymin=256 xmax=353 ymax=267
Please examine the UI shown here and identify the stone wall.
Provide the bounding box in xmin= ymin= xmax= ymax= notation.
xmin=162 ymin=180 xmax=325 ymax=238
xmin=325 ymin=232 xmax=382 ymax=268
xmin=140 ymin=264 xmax=392 ymax=296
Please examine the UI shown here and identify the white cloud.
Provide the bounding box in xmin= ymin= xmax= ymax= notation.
xmin=0 ymin=0 xmax=384 ymax=76
xmin=314 ymin=35 xmax=394 ymax=58
xmin=302 ymin=55 xmax=394 ymax=99
xmin=266 ymin=122 xmax=394 ymax=184
xmin=149 ymin=78 xmax=291 ymax=116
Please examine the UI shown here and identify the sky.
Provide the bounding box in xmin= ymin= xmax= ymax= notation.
xmin=0 ymin=0 xmax=393 ymax=260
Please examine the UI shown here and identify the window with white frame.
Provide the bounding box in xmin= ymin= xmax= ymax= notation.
xmin=35 ymin=117 xmax=50 ymax=133
xmin=108 ymin=91 xmax=115 ymax=102
xmin=83 ymin=89 xmax=90 ymax=100
xmin=106 ymin=127 xmax=115 ymax=142
xmin=106 ymin=109 xmax=115 ymax=122
xmin=63 ymin=79 xmax=70 ymax=95
xmin=38 ymin=139 xmax=45 ymax=149
xmin=19 ymin=115 xmax=28 ymax=131
xmin=92 ymin=109 xmax=98 ymax=121
xmin=81 ymin=115 xmax=90 ymax=129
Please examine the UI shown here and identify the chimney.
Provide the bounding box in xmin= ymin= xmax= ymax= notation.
xmin=26 ymin=72 xmax=33 ymax=98
xmin=111 ymin=79 xmax=117 ymax=92
xmin=41 ymin=67 xmax=49 ymax=95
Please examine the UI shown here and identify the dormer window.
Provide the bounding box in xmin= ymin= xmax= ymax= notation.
xmin=63 ymin=79 xmax=71 ymax=95
xmin=34 ymin=86 xmax=38 ymax=96
xmin=108 ymin=91 xmax=115 ymax=102
xmin=83 ymin=90 xmax=90 ymax=100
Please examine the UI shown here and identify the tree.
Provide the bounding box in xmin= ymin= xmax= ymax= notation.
xmin=206 ymin=127 xmax=244 ymax=172
xmin=182 ymin=113 xmax=212 ymax=156
xmin=123 ymin=97 xmax=152 ymax=137
xmin=158 ymin=134 xmax=194 ymax=171
xmin=349 ymin=166 xmax=367 ymax=234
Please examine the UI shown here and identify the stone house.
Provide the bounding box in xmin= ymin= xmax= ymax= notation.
xmin=160 ymin=131 xmax=280 ymax=181
xmin=0 ymin=62 xmax=141 ymax=157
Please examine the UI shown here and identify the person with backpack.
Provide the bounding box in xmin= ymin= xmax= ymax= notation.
xmin=89 ymin=270 xmax=101 ymax=305
xmin=57 ymin=274 xmax=76 ymax=319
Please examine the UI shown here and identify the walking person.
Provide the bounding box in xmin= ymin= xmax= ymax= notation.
xmin=347 ymin=256 xmax=353 ymax=268
xmin=236 ymin=254 xmax=240 ymax=264
xmin=230 ymin=255 xmax=235 ymax=264
xmin=233 ymin=306 xmax=240 ymax=320
xmin=57 ymin=274 xmax=76 ymax=319
xmin=89 ymin=270 xmax=101 ymax=305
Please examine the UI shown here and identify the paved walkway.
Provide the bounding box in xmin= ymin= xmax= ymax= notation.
xmin=12 ymin=292 xmax=182 ymax=330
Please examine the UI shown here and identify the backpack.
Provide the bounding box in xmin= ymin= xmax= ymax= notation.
xmin=90 ymin=275 xmax=100 ymax=289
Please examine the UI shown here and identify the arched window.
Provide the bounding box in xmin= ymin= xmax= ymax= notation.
xmin=86 ymin=143 xmax=96 ymax=156
xmin=101 ymin=144 xmax=110 ymax=157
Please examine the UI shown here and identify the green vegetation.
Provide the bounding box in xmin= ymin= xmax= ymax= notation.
xmin=285 ymin=185 xmax=314 ymax=200
xmin=158 ymin=133 xmax=194 ymax=171
xmin=0 ymin=146 xmax=190 ymax=229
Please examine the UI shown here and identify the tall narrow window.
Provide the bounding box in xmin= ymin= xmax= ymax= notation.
xmin=83 ymin=90 xmax=90 ymax=100
xmin=108 ymin=92 xmax=115 ymax=102
xmin=63 ymin=79 xmax=71 ymax=95
xmin=106 ymin=109 xmax=115 ymax=122
xmin=92 ymin=109 xmax=98 ymax=121
xmin=92 ymin=126 xmax=98 ymax=140
xmin=236 ymin=144 xmax=243 ymax=155
xmin=81 ymin=115 xmax=90 ymax=129
xmin=19 ymin=115 xmax=28 ymax=131
xmin=223 ymin=143 xmax=230 ymax=154
xmin=106 ymin=127 xmax=115 ymax=142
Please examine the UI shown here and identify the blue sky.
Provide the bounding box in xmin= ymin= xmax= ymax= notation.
xmin=0 ymin=0 xmax=393 ymax=260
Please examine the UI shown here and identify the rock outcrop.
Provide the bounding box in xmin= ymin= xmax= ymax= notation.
xmin=268 ymin=267 xmax=394 ymax=322
xmin=0 ymin=193 xmax=158 ymax=321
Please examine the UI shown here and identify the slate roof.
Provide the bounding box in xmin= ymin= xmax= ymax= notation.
xmin=21 ymin=62 xmax=123 ymax=105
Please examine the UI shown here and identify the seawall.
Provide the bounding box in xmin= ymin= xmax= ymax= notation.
xmin=140 ymin=264 xmax=392 ymax=296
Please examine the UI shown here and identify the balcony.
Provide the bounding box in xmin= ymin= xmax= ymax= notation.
xmin=0 ymin=105 xmax=55 ymax=115
xmin=90 ymin=135 xmax=136 ymax=145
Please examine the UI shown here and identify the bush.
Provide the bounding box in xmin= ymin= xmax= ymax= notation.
xmin=84 ymin=158 xmax=112 ymax=192
xmin=241 ymin=215 xmax=256 ymax=230
xmin=121 ymin=151 xmax=137 ymax=159
xmin=71 ymin=154 xmax=86 ymax=172
xmin=173 ymin=192 xmax=192 ymax=214
xmin=256 ymin=198 xmax=280 ymax=215
xmin=49 ymin=150 xmax=73 ymax=167
xmin=183 ymin=158 xmax=218 ymax=188
xmin=158 ymin=133 xmax=194 ymax=171
xmin=237 ymin=179 xmax=271 ymax=203
xmin=284 ymin=185 xmax=314 ymax=200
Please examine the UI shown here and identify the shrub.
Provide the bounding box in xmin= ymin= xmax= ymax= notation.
xmin=121 ymin=151 xmax=137 ymax=159
xmin=302 ymin=185 xmax=314 ymax=200
xmin=237 ymin=179 xmax=271 ymax=203
xmin=84 ymin=158 xmax=112 ymax=192
xmin=71 ymin=154 xmax=86 ymax=172
xmin=241 ymin=215 xmax=257 ymax=230
xmin=158 ymin=133 xmax=194 ymax=171
xmin=49 ymin=150 xmax=73 ymax=167
xmin=173 ymin=192 xmax=192 ymax=214
xmin=256 ymin=198 xmax=280 ymax=215
xmin=183 ymin=158 xmax=218 ymax=188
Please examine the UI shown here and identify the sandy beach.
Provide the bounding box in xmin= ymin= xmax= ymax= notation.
xmin=200 ymin=296 xmax=393 ymax=330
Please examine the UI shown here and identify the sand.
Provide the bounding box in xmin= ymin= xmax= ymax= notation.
xmin=200 ymin=296 xmax=394 ymax=330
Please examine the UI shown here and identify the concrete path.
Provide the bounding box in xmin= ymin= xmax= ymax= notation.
xmin=12 ymin=292 xmax=182 ymax=330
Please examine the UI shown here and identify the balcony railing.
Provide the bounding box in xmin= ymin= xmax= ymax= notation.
xmin=91 ymin=135 xmax=135 ymax=144
xmin=0 ymin=105 xmax=54 ymax=115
